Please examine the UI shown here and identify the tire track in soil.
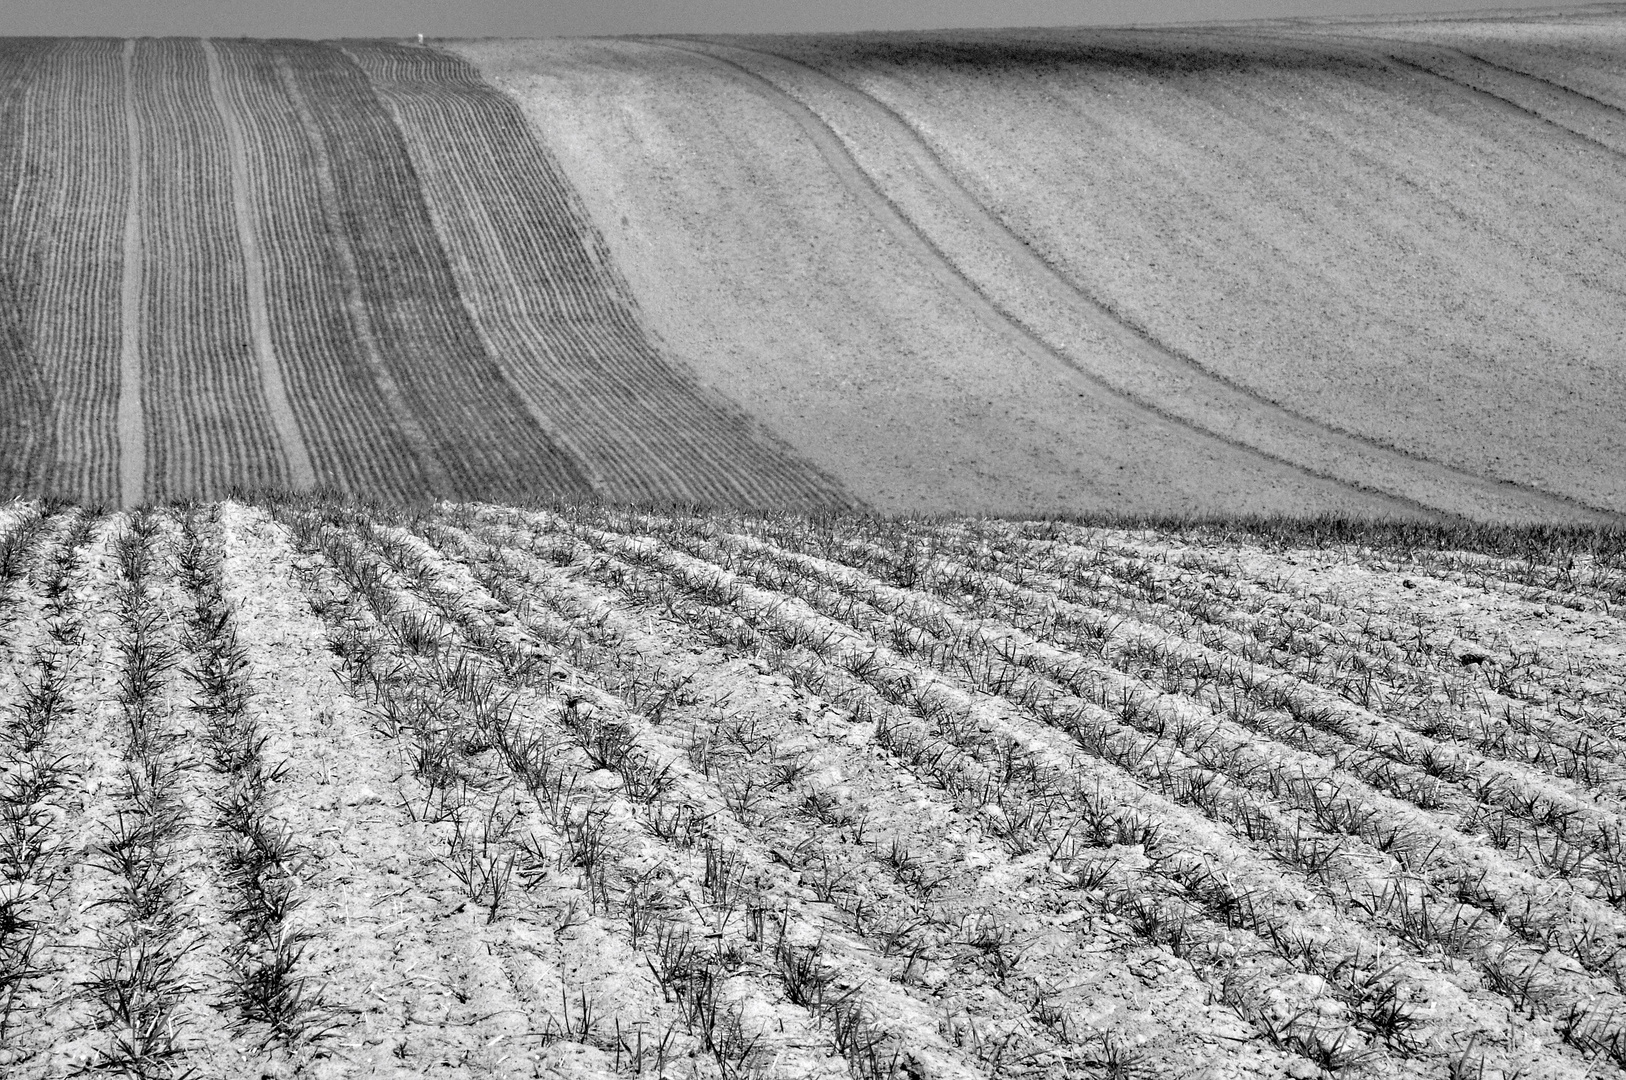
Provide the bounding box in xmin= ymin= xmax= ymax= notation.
xmin=200 ymin=39 xmax=316 ymax=494
xmin=117 ymin=41 xmax=145 ymax=511
xmin=655 ymin=37 xmax=1620 ymax=524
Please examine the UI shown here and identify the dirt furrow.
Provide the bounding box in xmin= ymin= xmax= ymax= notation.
xmin=423 ymin=517 xmax=1298 ymax=1078
xmin=221 ymin=503 xmax=578 ymax=1078
xmin=482 ymin=507 xmax=1571 ymax=1076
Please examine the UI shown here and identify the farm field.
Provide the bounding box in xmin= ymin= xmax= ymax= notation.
xmin=0 ymin=39 xmax=839 ymax=510
xmin=6 ymin=499 xmax=1626 ymax=1077
xmin=2 ymin=12 xmax=1625 ymax=517
xmin=460 ymin=4 xmax=1626 ymax=519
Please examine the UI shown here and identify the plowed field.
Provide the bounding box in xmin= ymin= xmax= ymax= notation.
xmin=5 ymin=499 xmax=1626 ymax=1078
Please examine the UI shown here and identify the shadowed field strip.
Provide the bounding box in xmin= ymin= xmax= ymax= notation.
xmin=346 ymin=41 xmax=849 ymax=509
xmin=1255 ymin=28 xmax=1626 ymax=155
xmin=268 ymin=47 xmax=453 ymax=497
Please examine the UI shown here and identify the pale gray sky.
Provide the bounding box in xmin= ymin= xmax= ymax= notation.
xmin=9 ymin=0 xmax=1586 ymax=38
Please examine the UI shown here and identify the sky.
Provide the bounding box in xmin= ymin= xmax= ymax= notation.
xmin=8 ymin=0 xmax=1585 ymax=38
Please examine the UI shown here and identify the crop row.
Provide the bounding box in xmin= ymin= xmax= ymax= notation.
xmin=0 ymin=38 xmax=848 ymax=508
xmin=276 ymin=501 xmax=1003 ymax=1079
xmin=0 ymin=508 xmax=88 ymax=1063
xmin=132 ymin=39 xmax=289 ymax=500
xmin=273 ymin=41 xmax=596 ymax=503
xmin=4 ymin=499 xmax=1621 ymax=1077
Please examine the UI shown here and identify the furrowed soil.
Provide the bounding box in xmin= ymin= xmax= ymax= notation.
xmin=6 ymin=499 xmax=1626 ymax=1078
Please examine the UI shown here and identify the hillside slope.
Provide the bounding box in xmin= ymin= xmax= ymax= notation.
xmin=459 ymin=7 xmax=1626 ymax=520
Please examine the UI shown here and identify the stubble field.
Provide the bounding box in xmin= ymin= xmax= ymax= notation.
xmin=5 ymin=500 xmax=1626 ymax=1079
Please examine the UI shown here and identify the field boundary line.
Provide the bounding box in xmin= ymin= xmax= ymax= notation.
xmin=117 ymin=40 xmax=145 ymax=509
xmin=201 ymin=39 xmax=316 ymax=493
xmin=657 ymin=36 xmax=1621 ymax=523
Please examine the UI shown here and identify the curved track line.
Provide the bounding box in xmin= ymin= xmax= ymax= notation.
xmin=1455 ymin=48 xmax=1626 ymax=118
xmin=1228 ymin=28 xmax=1626 ymax=157
xmin=118 ymin=40 xmax=146 ymax=510
xmin=202 ymin=39 xmax=317 ymax=492
xmin=655 ymin=37 xmax=1616 ymax=522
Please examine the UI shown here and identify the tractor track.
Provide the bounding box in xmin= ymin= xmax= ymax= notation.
xmin=1218 ymin=27 xmax=1626 ymax=158
xmin=652 ymin=36 xmax=1619 ymax=524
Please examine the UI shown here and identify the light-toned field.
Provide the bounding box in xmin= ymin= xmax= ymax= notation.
xmin=6 ymin=499 xmax=1626 ymax=1078
xmin=458 ymin=6 xmax=1626 ymax=520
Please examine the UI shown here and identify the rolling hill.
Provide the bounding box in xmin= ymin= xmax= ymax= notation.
xmin=461 ymin=7 xmax=1626 ymax=521
xmin=2 ymin=12 xmax=1625 ymax=514
xmin=9 ymin=13 xmax=1626 ymax=1077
